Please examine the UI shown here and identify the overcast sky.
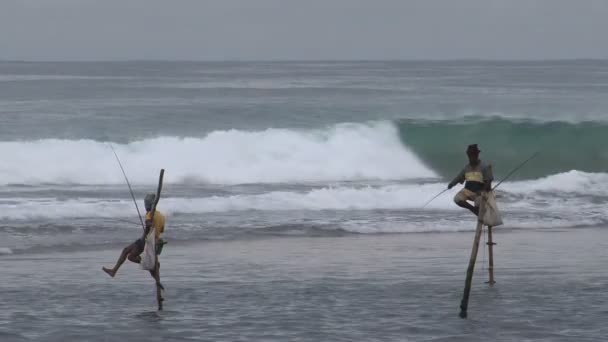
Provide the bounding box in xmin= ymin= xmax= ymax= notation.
xmin=1 ymin=0 xmax=607 ymax=61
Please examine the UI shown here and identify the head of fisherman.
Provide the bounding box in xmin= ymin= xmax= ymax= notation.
xmin=466 ymin=144 xmax=480 ymax=166
xmin=144 ymin=193 xmax=156 ymax=212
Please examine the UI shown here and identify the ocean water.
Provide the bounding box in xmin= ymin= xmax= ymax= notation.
xmin=0 ymin=61 xmax=606 ymax=253
xmin=0 ymin=61 xmax=607 ymax=340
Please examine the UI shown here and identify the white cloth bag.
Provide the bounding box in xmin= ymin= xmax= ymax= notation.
xmin=141 ymin=230 xmax=156 ymax=271
xmin=480 ymin=191 xmax=503 ymax=227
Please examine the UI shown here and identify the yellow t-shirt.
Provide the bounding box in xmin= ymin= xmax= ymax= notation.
xmin=145 ymin=210 xmax=165 ymax=239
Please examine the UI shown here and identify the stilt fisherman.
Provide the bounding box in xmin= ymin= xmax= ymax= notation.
xmin=448 ymin=144 xmax=493 ymax=216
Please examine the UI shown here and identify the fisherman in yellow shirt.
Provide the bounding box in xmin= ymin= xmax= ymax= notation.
xmin=448 ymin=144 xmax=493 ymax=216
xmin=102 ymin=193 xmax=165 ymax=278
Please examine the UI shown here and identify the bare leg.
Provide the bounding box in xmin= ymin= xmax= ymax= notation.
xmin=102 ymin=242 xmax=142 ymax=277
xmin=128 ymin=254 xmax=142 ymax=264
xmin=455 ymin=200 xmax=479 ymax=216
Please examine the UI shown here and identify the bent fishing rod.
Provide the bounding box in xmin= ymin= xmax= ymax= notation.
xmin=109 ymin=143 xmax=146 ymax=231
xmin=421 ymin=188 xmax=450 ymax=208
xmin=490 ymin=151 xmax=539 ymax=191
xmin=422 ymin=151 xmax=539 ymax=208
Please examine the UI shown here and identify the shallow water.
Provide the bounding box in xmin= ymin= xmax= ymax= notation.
xmin=2 ymin=228 xmax=608 ymax=341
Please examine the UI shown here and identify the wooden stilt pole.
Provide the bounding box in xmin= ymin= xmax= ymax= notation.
xmin=150 ymin=169 xmax=165 ymax=311
xmin=459 ymin=220 xmax=484 ymax=319
xmin=486 ymin=226 xmax=496 ymax=286
xmin=155 ymin=261 xmax=162 ymax=310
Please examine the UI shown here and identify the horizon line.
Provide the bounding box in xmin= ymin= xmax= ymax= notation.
xmin=2 ymin=58 xmax=608 ymax=63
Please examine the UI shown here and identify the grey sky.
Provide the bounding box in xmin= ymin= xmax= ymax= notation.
xmin=1 ymin=0 xmax=607 ymax=60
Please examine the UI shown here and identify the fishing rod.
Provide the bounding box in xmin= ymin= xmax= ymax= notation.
xmin=491 ymin=151 xmax=539 ymax=191
xmin=109 ymin=143 xmax=146 ymax=231
xmin=421 ymin=188 xmax=450 ymax=208
xmin=422 ymin=151 xmax=539 ymax=208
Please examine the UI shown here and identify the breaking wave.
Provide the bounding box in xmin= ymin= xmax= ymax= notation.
xmin=0 ymin=122 xmax=434 ymax=185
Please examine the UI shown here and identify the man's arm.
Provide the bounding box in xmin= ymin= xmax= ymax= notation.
xmin=483 ymin=164 xmax=494 ymax=192
xmin=448 ymin=168 xmax=466 ymax=189
xmin=484 ymin=180 xmax=493 ymax=192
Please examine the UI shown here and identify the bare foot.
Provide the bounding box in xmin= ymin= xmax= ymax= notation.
xmin=102 ymin=267 xmax=116 ymax=278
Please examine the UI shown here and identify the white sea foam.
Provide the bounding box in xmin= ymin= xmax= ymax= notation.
xmin=0 ymin=171 xmax=605 ymax=223
xmin=0 ymin=122 xmax=435 ymax=185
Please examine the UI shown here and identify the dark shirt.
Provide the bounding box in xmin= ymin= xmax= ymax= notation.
xmin=450 ymin=160 xmax=493 ymax=193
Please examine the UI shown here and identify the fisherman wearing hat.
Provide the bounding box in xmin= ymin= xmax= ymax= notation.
xmin=448 ymin=144 xmax=493 ymax=216
xmin=102 ymin=193 xmax=166 ymax=278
